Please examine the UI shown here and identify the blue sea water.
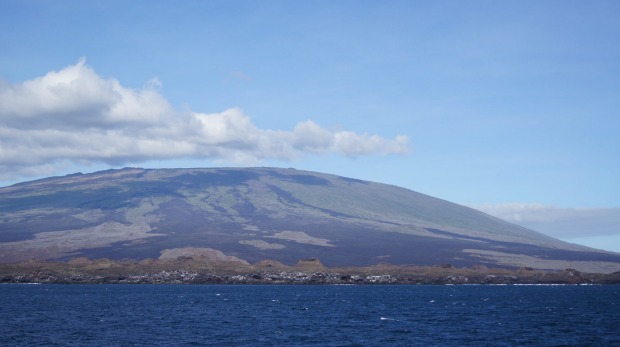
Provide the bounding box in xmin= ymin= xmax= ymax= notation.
xmin=1 ymin=284 xmax=618 ymax=346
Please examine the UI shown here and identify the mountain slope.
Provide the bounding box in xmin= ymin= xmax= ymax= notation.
xmin=1 ymin=167 xmax=619 ymax=273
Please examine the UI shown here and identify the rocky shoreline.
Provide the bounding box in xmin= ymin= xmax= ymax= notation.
xmin=2 ymin=257 xmax=619 ymax=285
xmin=4 ymin=269 xmax=620 ymax=285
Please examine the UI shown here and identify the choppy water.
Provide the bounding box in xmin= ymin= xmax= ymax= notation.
xmin=1 ymin=284 xmax=618 ymax=346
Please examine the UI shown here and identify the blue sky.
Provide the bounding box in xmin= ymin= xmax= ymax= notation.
xmin=1 ymin=1 xmax=619 ymax=252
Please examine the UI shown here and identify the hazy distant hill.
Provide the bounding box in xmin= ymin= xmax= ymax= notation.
xmin=1 ymin=167 xmax=619 ymax=273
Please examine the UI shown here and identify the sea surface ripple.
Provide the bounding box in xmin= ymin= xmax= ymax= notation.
xmin=1 ymin=284 xmax=618 ymax=346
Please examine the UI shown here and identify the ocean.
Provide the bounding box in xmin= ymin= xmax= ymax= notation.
xmin=1 ymin=284 xmax=618 ymax=346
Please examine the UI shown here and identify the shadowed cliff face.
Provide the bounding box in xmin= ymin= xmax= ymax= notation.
xmin=1 ymin=167 xmax=619 ymax=273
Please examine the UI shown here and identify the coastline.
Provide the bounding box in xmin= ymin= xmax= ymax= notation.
xmin=2 ymin=257 xmax=619 ymax=285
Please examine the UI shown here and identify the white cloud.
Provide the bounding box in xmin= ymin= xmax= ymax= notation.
xmin=292 ymin=120 xmax=334 ymax=153
xmin=0 ymin=59 xmax=409 ymax=179
xmin=472 ymin=203 xmax=620 ymax=239
xmin=0 ymin=58 xmax=171 ymax=130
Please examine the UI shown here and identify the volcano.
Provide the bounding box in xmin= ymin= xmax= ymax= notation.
xmin=1 ymin=167 xmax=619 ymax=273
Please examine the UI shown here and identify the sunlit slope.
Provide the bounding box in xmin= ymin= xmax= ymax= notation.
xmin=1 ymin=167 xmax=619 ymax=272
xmin=258 ymin=170 xmax=553 ymax=242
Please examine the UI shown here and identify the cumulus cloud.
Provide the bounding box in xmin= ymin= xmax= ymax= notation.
xmin=0 ymin=59 xmax=409 ymax=179
xmin=473 ymin=203 xmax=620 ymax=239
